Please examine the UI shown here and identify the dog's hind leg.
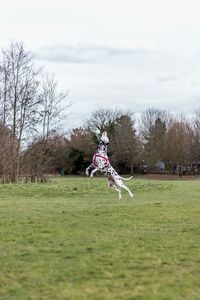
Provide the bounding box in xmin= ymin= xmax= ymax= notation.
xmin=107 ymin=178 xmax=122 ymax=200
xmin=112 ymin=185 xmax=122 ymax=200
xmin=115 ymin=179 xmax=133 ymax=198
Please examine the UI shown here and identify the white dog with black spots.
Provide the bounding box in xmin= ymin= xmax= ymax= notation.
xmin=86 ymin=132 xmax=133 ymax=200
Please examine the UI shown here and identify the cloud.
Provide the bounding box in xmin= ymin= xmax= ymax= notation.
xmin=35 ymin=40 xmax=156 ymax=64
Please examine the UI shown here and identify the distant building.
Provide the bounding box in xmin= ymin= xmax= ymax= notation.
xmin=155 ymin=161 xmax=165 ymax=172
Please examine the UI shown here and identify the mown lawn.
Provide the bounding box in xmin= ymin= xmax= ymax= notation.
xmin=0 ymin=176 xmax=200 ymax=300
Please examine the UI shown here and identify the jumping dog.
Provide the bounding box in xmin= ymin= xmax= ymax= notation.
xmin=86 ymin=132 xmax=133 ymax=200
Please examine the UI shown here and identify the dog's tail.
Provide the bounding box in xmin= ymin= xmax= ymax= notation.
xmin=119 ymin=175 xmax=133 ymax=181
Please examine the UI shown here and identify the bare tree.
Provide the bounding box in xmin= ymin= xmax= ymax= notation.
xmin=23 ymin=74 xmax=72 ymax=180
xmin=38 ymin=74 xmax=71 ymax=139
xmin=0 ymin=41 xmax=41 ymax=182
xmin=85 ymin=107 xmax=122 ymax=136
xmin=0 ymin=58 xmax=10 ymax=182
xmin=0 ymin=41 xmax=72 ymax=182
xmin=140 ymin=108 xmax=169 ymax=140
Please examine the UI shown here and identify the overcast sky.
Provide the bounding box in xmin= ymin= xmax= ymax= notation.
xmin=1 ymin=0 xmax=200 ymax=128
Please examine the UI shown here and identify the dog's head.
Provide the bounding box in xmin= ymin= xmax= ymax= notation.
xmin=100 ymin=131 xmax=109 ymax=145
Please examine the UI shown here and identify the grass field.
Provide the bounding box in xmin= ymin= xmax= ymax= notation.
xmin=0 ymin=176 xmax=200 ymax=300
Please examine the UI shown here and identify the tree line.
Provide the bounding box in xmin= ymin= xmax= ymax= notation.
xmin=59 ymin=108 xmax=200 ymax=176
xmin=0 ymin=42 xmax=200 ymax=183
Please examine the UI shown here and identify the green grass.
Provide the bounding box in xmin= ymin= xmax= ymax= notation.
xmin=0 ymin=176 xmax=200 ymax=300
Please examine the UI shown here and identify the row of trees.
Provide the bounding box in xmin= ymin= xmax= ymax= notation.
xmin=140 ymin=109 xmax=200 ymax=171
xmin=20 ymin=108 xmax=200 ymax=178
xmin=1 ymin=42 xmax=200 ymax=182
xmin=60 ymin=108 xmax=200 ymax=176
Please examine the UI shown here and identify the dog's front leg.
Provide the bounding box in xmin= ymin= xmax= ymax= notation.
xmin=90 ymin=167 xmax=99 ymax=178
xmin=86 ymin=164 xmax=94 ymax=176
